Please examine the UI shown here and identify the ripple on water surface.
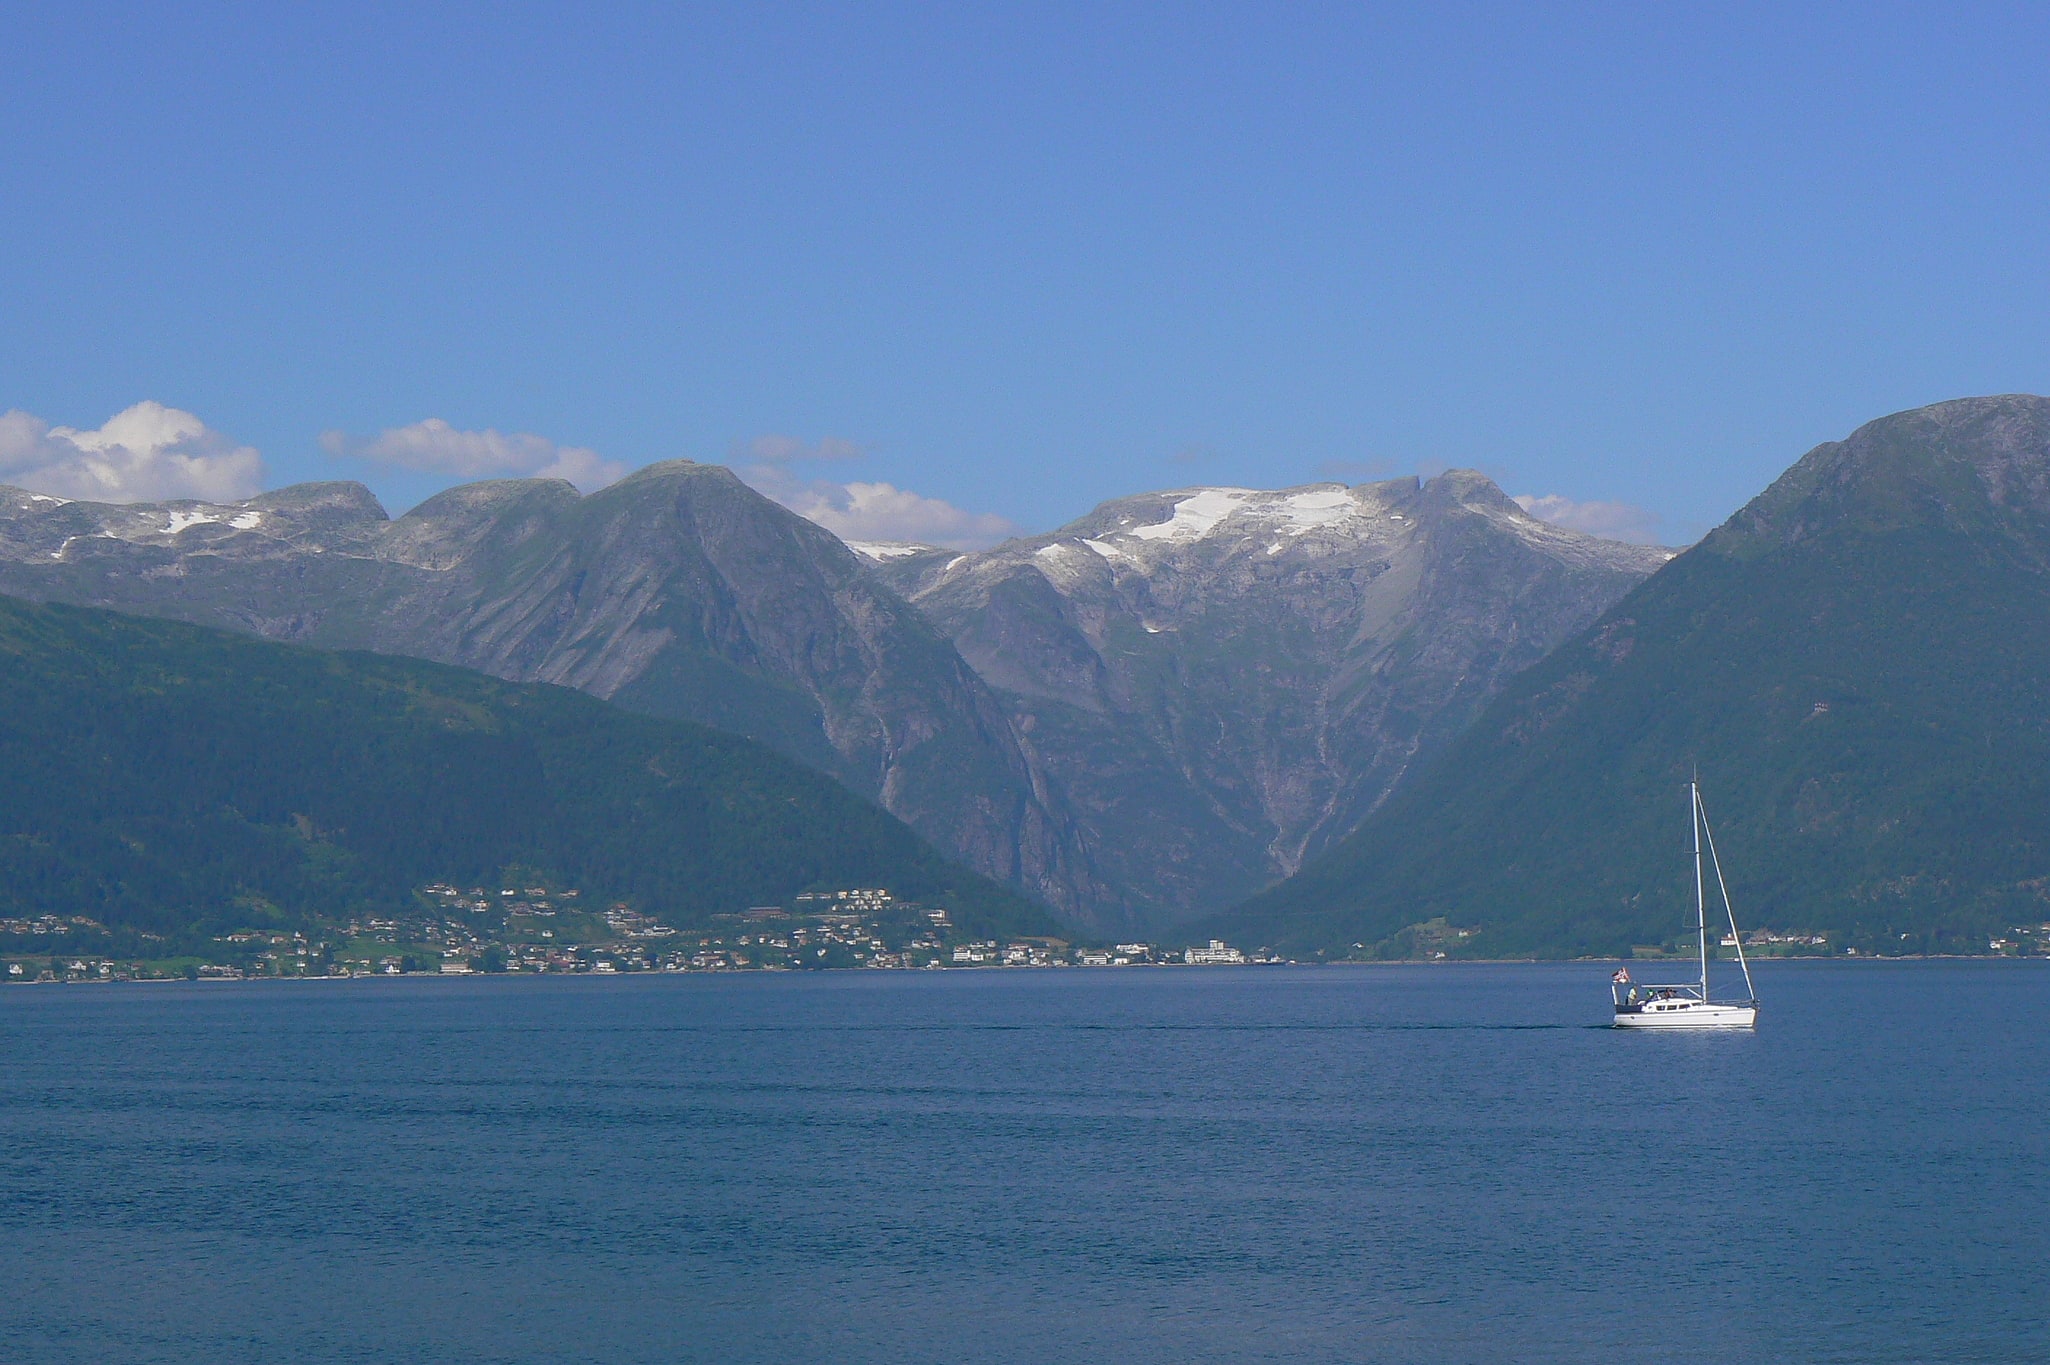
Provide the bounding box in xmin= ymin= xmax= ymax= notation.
xmin=1 ymin=962 xmax=2044 ymax=1364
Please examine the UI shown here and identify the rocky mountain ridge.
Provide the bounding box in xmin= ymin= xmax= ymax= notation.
xmin=868 ymin=471 xmax=1670 ymax=923
xmin=1 ymin=457 xmax=1670 ymax=934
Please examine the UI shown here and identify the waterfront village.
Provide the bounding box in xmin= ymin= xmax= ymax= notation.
xmin=5 ymin=891 xmax=2047 ymax=983
xmin=0 ymin=884 xmax=1286 ymax=983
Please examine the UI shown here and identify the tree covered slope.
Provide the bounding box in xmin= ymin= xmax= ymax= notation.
xmin=1209 ymin=396 xmax=2050 ymax=958
xmin=0 ymin=594 xmax=1056 ymax=941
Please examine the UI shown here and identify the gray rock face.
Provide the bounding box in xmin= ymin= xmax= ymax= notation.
xmin=867 ymin=472 xmax=1671 ymax=927
xmin=0 ymin=463 xmax=1104 ymax=921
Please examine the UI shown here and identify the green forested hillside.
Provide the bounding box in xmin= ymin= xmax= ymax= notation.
xmin=1210 ymin=396 xmax=2050 ymax=958
xmin=0 ymin=594 xmax=1057 ymax=943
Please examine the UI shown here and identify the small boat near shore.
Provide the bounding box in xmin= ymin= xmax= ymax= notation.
xmin=1611 ymin=776 xmax=1758 ymax=1030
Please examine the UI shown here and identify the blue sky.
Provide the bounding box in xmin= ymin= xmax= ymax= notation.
xmin=4 ymin=3 xmax=2048 ymax=545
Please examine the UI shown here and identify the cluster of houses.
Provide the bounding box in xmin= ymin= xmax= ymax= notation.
xmin=10 ymin=959 xmax=122 ymax=982
xmin=324 ymin=885 xmax=959 ymax=974
xmin=384 ymin=887 xmax=1270 ymax=974
xmin=1710 ymin=925 xmax=2050 ymax=957
xmin=1721 ymin=929 xmax=1832 ymax=948
xmin=1987 ymin=923 xmax=2050 ymax=954
xmin=697 ymin=898 xmax=949 ymax=969
xmin=794 ymin=888 xmax=897 ymax=912
xmin=947 ymin=939 xmax=1263 ymax=967
xmin=0 ymin=913 xmax=107 ymax=938
xmin=1 ymin=881 xmax=1288 ymax=981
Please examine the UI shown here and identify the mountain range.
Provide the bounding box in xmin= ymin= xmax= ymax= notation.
xmin=0 ymin=461 xmax=1663 ymax=933
xmin=0 ymin=464 xmax=1101 ymax=919
xmin=7 ymin=395 xmax=2048 ymax=954
xmin=1212 ymin=395 xmax=2050 ymax=958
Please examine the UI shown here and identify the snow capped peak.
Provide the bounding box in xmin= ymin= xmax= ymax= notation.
xmin=1119 ymin=483 xmax=1371 ymax=545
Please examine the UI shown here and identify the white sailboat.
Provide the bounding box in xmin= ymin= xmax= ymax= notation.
xmin=1610 ymin=777 xmax=1758 ymax=1029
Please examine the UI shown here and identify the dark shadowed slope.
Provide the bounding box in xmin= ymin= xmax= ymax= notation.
xmin=1209 ymin=396 xmax=2050 ymax=958
xmin=0 ymin=594 xmax=1057 ymax=942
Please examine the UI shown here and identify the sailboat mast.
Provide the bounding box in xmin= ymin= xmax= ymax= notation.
xmin=1693 ymin=778 xmax=1708 ymax=1000
xmin=1699 ymin=800 xmax=1758 ymax=1004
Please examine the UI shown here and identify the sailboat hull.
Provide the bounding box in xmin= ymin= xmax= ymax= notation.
xmin=1613 ymin=1001 xmax=1757 ymax=1030
xmin=1606 ymin=780 xmax=1761 ymax=1030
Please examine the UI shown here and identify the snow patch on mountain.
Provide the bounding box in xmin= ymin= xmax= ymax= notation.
xmin=845 ymin=540 xmax=935 ymax=561
xmin=1126 ymin=488 xmax=1255 ymax=541
xmin=1123 ymin=485 xmax=1367 ymax=544
xmin=151 ymin=506 xmax=266 ymax=536
xmin=1270 ymin=486 xmax=1359 ymax=530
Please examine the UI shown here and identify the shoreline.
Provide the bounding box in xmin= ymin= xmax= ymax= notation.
xmin=4 ymin=953 xmax=2044 ymax=988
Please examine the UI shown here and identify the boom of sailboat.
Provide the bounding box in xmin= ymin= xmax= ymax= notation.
xmin=1610 ymin=777 xmax=1759 ymax=1029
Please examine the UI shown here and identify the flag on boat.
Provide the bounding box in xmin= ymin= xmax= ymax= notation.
xmin=1612 ymin=968 xmax=1631 ymax=984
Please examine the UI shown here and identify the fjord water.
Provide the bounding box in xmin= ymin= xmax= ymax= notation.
xmin=2 ymin=965 xmax=2043 ymax=1364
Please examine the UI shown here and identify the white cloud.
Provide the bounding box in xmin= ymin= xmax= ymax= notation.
xmin=736 ymin=442 xmax=1020 ymax=550
xmin=786 ymin=479 xmax=1021 ymax=549
xmin=322 ymin=418 xmax=626 ymax=492
xmin=0 ymin=402 xmax=264 ymax=503
xmin=1513 ymin=493 xmax=1666 ymax=545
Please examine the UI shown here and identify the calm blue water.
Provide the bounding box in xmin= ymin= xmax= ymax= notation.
xmin=1 ymin=962 xmax=2044 ymax=1364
